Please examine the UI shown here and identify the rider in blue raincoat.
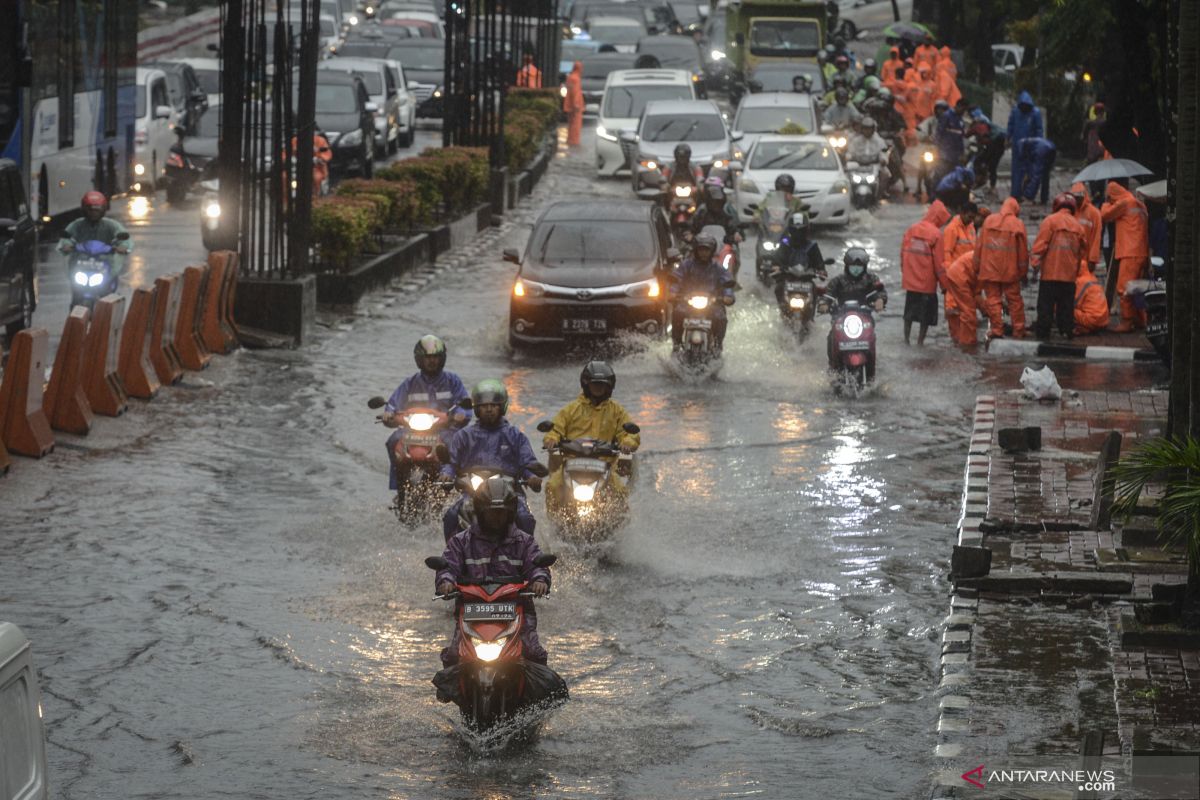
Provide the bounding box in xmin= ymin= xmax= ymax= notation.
xmin=668 ymin=233 xmax=735 ymax=352
xmin=440 ymin=379 xmax=542 ymax=539
xmin=382 ymin=335 xmax=471 ymax=490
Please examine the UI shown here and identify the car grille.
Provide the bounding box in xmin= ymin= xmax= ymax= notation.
xmin=411 ymin=84 xmax=434 ymax=102
xmin=797 ymin=189 xmax=820 ymax=200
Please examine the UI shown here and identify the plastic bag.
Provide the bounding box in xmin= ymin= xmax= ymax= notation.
xmin=1020 ymin=365 xmax=1062 ymax=400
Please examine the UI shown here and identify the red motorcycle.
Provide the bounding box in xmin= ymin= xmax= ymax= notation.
xmin=426 ymin=553 xmax=567 ymax=732
xmin=818 ymin=286 xmax=885 ymax=394
xmin=368 ymin=397 xmax=458 ymax=519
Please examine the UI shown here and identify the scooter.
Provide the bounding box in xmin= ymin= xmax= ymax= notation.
xmin=915 ymin=144 xmax=938 ymax=201
xmin=536 ymin=420 xmax=640 ymax=541
xmin=753 ymin=199 xmax=790 ymax=284
xmin=368 ymin=395 xmax=466 ymax=520
xmin=673 ymin=291 xmax=728 ymax=370
xmin=774 ymin=266 xmax=823 ymax=336
xmin=846 ymin=159 xmax=883 ymax=209
xmin=441 ymin=460 xmax=549 ymax=541
xmin=67 ymin=234 xmax=129 ymax=309
xmin=668 ymin=184 xmax=699 ymax=244
xmin=818 ymin=286 xmax=884 ymax=394
xmin=1127 ymin=255 xmax=1169 ymax=365
xmin=426 ymin=552 xmax=568 ymax=733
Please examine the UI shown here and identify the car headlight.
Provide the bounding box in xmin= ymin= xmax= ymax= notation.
xmin=472 ymin=637 xmax=506 ymax=661
xmin=625 ymin=278 xmax=660 ymax=298
xmin=789 ymin=296 xmax=806 ymax=309
xmin=687 ymin=295 xmax=710 ymax=309
xmin=711 ymin=49 xmax=726 ymax=60
xmin=348 ymin=13 xmax=358 ymax=24
xmin=74 ymin=271 xmax=88 ymax=286
xmin=843 ymin=314 xmax=865 ymax=339
xmin=469 ymin=474 xmax=485 ymax=490
xmin=405 ymin=413 xmax=437 ymax=431
xmin=339 ymin=129 xmax=363 ymax=147
xmin=433 ymin=86 xmax=443 ymax=98
xmin=88 ymin=272 xmax=105 ymax=287
xmin=596 ymin=125 xmax=618 ymax=142
xmin=134 ymin=163 xmax=146 ymax=176
xmin=572 ymin=482 xmax=596 ymax=502
xmin=204 ymin=201 xmax=221 ymax=219
xmin=833 ymin=179 xmax=849 ymax=194
xmin=738 ymin=177 xmax=760 ymax=194
xmin=761 ymin=241 xmax=778 ymax=252
xmin=513 ymin=279 xmax=544 ymax=298
xmin=560 ymin=85 xmax=568 ymax=98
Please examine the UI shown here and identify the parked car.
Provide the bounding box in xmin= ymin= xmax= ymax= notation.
xmin=595 ymin=68 xmax=695 ymax=177
xmin=150 ymin=61 xmax=210 ymax=136
xmin=507 ymin=199 xmax=673 ymax=347
xmin=174 ymin=57 xmax=222 ymax=108
xmin=584 ymin=15 xmax=647 ymax=53
xmin=133 ymin=67 xmax=178 ymax=193
xmin=734 ymin=134 xmax=849 ymax=227
xmin=731 ymin=91 xmax=819 ymax=153
xmin=0 ymin=621 xmax=49 ymax=799
xmin=0 ymin=160 xmax=37 ymax=348
xmin=580 ymin=52 xmax=640 ymax=111
xmin=312 ymin=71 xmax=378 ymax=178
xmin=623 ymin=98 xmax=741 ymax=189
xmin=319 ymin=57 xmax=411 ymax=154
xmin=386 ymin=39 xmax=445 ymax=118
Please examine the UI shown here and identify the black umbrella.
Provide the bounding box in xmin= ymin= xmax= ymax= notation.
xmin=881 ymin=21 xmax=932 ymax=43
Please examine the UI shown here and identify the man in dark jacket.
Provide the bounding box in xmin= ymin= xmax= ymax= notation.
xmin=1006 ymin=90 xmax=1044 ymax=200
xmin=669 ymin=233 xmax=735 ymax=351
xmin=770 ymin=211 xmax=826 ymax=309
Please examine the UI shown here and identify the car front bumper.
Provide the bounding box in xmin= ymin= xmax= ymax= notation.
xmin=509 ymin=295 xmax=667 ymax=343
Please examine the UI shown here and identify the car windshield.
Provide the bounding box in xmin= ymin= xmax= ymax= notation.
xmin=589 ymin=22 xmax=643 ymax=44
xmin=531 ymin=221 xmax=654 ymax=266
xmin=315 ymin=83 xmax=359 ymax=113
xmin=642 ymin=113 xmax=724 ymax=142
xmin=602 ymin=85 xmax=691 ymax=118
xmin=390 ymin=45 xmax=443 ymax=69
xmin=562 ymin=42 xmax=597 ymax=61
xmin=194 ymin=69 xmax=220 ymax=94
xmin=582 ymin=57 xmax=634 ymax=80
xmin=750 ymin=140 xmax=839 ymax=171
xmin=637 ymin=41 xmax=700 ymax=68
xmin=320 ymin=18 xmax=336 ymax=36
xmin=163 ymin=72 xmax=185 ymax=106
xmin=735 ymin=106 xmax=815 ymax=134
xmin=338 ymin=43 xmax=393 ymax=57
xmin=674 ymin=4 xmax=702 ymax=25
xmin=749 ymin=19 xmax=821 ymax=57
xmin=352 ymin=70 xmax=383 ymax=95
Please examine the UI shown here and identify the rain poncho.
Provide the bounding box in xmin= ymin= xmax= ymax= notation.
xmin=901 ymin=200 xmax=951 ymax=293
xmin=1070 ymin=182 xmax=1103 ymax=266
xmin=1006 ymin=91 xmax=1044 ymax=145
xmin=59 ymin=217 xmax=133 ymax=255
xmin=440 ymin=419 xmax=541 ymax=483
xmin=1017 ymin=137 xmax=1057 ymax=200
xmin=1031 ymin=208 xmax=1086 ymax=282
xmin=1073 ymin=271 xmax=1110 ymax=333
xmin=384 ymin=369 xmax=471 ymax=490
xmin=846 ymin=131 xmax=886 ymax=165
xmin=669 ymin=257 xmax=735 ymax=318
xmin=973 ymin=198 xmax=1028 ymax=283
xmin=934 ymin=108 xmax=966 ymax=165
xmin=942 ymin=213 xmax=977 ymax=266
xmin=823 ymin=101 xmax=862 ymax=129
xmin=543 ymin=393 xmax=640 ymax=503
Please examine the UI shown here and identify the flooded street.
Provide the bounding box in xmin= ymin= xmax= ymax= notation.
xmin=0 ymin=127 xmax=1165 ymax=799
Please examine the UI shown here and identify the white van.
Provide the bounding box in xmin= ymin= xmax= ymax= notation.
xmin=133 ymin=67 xmax=178 ymax=194
xmin=594 ymin=69 xmax=695 ymax=177
xmin=0 ymin=622 xmax=48 ymax=800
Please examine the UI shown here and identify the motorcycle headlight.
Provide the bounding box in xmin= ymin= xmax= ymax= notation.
xmin=596 ymin=125 xmax=618 ymax=142
xmin=339 ymin=129 xmax=363 ymax=147
xmin=641 ymin=160 xmax=658 ymax=171
xmin=405 ymin=413 xmax=437 ymax=431
xmin=843 ymin=314 xmax=865 ymax=339
xmin=789 ymin=296 xmax=806 ymax=309
xmin=88 ymin=273 xmax=105 ymax=287
xmin=572 ymin=482 xmax=596 ymax=502
xmin=852 ymin=174 xmax=863 ymax=183
xmin=204 ymin=201 xmax=221 ymax=219
xmin=687 ymin=295 xmax=710 ymax=310
xmin=469 ymin=474 xmax=485 ymax=490
xmin=923 ymin=150 xmax=935 ymax=163
xmin=865 ymin=174 xmax=877 ymax=184
xmin=432 ymin=86 xmax=443 ymax=98
xmin=711 ymin=48 xmax=726 ymax=61
xmin=761 ymin=241 xmax=778 ymax=252
xmin=712 ymin=159 xmax=725 ymax=169
xmin=471 ymin=637 xmax=506 ymax=662
xmin=560 ymin=85 xmax=568 ymax=99
xmin=74 ymin=271 xmax=88 ymax=286
xmin=675 ymin=185 xmax=693 ymax=198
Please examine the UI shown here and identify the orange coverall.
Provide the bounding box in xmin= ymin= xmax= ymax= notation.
xmin=516 ymin=58 xmax=542 ymax=88
xmin=974 ymin=197 xmax=1029 ymax=338
xmin=942 ymin=213 xmax=976 ymax=332
xmin=945 ymin=250 xmax=980 ymax=345
xmin=1070 ymin=181 xmax=1103 ymax=269
xmin=1100 ymin=181 xmax=1149 ymax=328
xmin=563 ymin=61 xmax=584 ymax=146
xmin=1073 ymin=268 xmax=1110 ymax=333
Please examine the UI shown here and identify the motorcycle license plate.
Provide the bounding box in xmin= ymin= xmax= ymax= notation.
xmin=785 ymin=282 xmax=812 ymax=292
xmin=562 ymin=318 xmax=607 ymax=333
xmin=405 ymin=434 xmax=438 ymax=446
xmin=839 ymin=341 xmax=870 ymax=351
xmin=1147 ymin=322 xmax=1167 ymax=335
xmin=463 ymin=602 xmax=518 ymax=621
xmin=685 ymin=318 xmax=713 ymax=330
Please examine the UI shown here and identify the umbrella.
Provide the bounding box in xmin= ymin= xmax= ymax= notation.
xmin=881 ymin=21 xmax=932 ymax=43
xmin=1072 ymin=158 xmax=1155 ymax=183
xmin=1136 ymin=178 xmax=1167 ymax=201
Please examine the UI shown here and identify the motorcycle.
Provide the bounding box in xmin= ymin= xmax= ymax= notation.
xmin=846 ymin=158 xmax=884 ymax=209
xmin=673 ymin=291 xmax=728 ymax=370
xmin=915 ymin=144 xmax=938 ymax=201
xmin=823 ymin=125 xmax=850 ymax=162
xmin=753 ymin=198 xmax=790 ymax=284
xmin=668 ymin=183 xmax=699 ymax=244
xmin=818 ymin=286 xmax=884 ymax=394
xmin=1127 ymin=255 xmax=1169 ymax=364
xmin=368 ymin=395 xmax=466 ymax=520
xmin=426 ymin=552 xmax=568 ymax=733
xmin=441 ymin=458 xmax=549 ymax=542
xmin=536 ymin=420 xmax=640 ymax=540
xmin=67 ymin=234 xmax=129 ymax=309
xmin=773 ymin=265 xmax=825 ymax=336
xmin=694 ymin=223 xmax=740 ymax=283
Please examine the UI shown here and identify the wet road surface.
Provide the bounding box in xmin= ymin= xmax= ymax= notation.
xmin=0 ymin=122 xmax=1165 ymax=799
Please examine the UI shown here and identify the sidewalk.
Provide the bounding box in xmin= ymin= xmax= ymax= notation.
xmin=931 ymin=390 xmax=1199 ymax=798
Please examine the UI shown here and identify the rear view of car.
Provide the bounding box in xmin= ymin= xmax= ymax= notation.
xmin=595 ymin=69 xmax=694 ymax=177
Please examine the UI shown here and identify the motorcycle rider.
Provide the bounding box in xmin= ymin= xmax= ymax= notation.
xmin=846 ymin=116 xmax=887 ymax=171
xmin=58 ymin=191 xmax=133 ymax=257
xmin=864 ymin=88 xmax=908 ymax=192
xmin=440 ymin=379 xmax=543 ymax=539
xmin=690 ymin=182 xmax=739 ymax=240
xmin=934 ymin=98 xmax=968 ymax=186
xmin=382 ymin=334 xmax=471 ymax=492
xmin=664 ymin=143 xmax=704 ymax=190
xmin=669 ymin=233 xmax=735 ymax=353
xmin=541 ymin=361 xmax=641 ymax=515
xmin=756 ymin=173 xmax=809 ymax=229
xmin=823 ymin=247 xmax=886 ymax=365
xmin=935 ymin=165 xmax=975 ymax=212
xmin=434 ymin=476 xmax=551 ymax=668
xmin=770 ymin=211 xmax=827 ymax=310
xmin=823 ymin=86 xmax=862 ymax=129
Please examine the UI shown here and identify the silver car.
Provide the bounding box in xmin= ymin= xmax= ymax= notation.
xmin=620 ymin=99 xmax=742 ymax=191
xmin=318 ymin=57 xmax=404 ymax=157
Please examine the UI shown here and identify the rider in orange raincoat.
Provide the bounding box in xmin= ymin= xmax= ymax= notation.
xmin=563 ymin=61 xmax=584 ymax=146
xmin=1070 ymin=182 xmax=1103 ymax=271
xmin=1100 ymin=181 xmax=1150 ymax=331
xmin=1030 ymin=193 xmax=1087 ymax=339
xmin=1073 ymin=267 xmax=1110 ymax=334
xmin=974 ymin=197 xmax=1029 ymax=339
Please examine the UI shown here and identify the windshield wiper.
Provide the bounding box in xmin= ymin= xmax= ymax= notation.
xmin=759 ymin=153 xmax=796 ymax=169
xmin=677 ymin=119 xmax=701 ymax=142
xmin=647 ymin=118 xmax=676 ymax=141
xmin=538 ymin=224 xmax=555 ymax=264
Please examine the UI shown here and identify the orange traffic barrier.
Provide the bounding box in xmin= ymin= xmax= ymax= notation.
xmin=118 ymin=286 xmax=162 ymax=400
xmin=151 ymin=273 xmax=185 ymax=386
xmin=82 ymin=295 xmax=129 ymax=417
xmin=0 ymin=436 xmax=10 ymax=475
xmin=45 ymin=307 xmax=95 ymax=435
xmin=175 ymin=265 xmax=212 ymax=371
xmin=0 ymin=328 xmax=55 ymax=457
xmin=202 ymin=251 xmax=239 ymax=354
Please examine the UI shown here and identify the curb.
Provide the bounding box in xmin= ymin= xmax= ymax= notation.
xmin=986 ymin=338 xmax=1160 ymax=362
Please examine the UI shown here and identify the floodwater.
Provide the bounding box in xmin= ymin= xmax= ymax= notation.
xmin=0 ymin=125 xmax=1164 ymax=799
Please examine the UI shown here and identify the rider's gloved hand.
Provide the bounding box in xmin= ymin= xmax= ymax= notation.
xmin=619 ymin=443 xmax=634 ymax=454
xmin=874 ymin=298 xmax=885 ymax=311
xmin=541 ymin=435 xmax=557 ymax=451
xmin=528 ymin=581 xmax=549 ymax=597
xmin=526 ymin=475 xmax=543 ymax=492
xmin=437 ymin=581 xmax=456 ymax=596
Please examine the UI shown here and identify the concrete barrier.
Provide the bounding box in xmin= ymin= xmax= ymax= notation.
xmin=0 ymin=436 xmax=9 ymax=474
xmin=118 ymin=287 xmax=162 ymax=400
xmin=0 ymin=329 xmax=55 ymax=457
xmin=201 ymin=251 xmax=239 ymax=354
xmin=82 ymin=295 xmax=129 ymax=417
xmin=44 ymin=307 xmax=95 ymax=435
xmin=151 ymin=274 xmax=185 ymax=385
xmin=175 ymin=265 xmax=213 ymax=371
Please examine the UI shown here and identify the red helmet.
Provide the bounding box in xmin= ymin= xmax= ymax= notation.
xmin=81 ymin=191 xmax=108 ymax=210
xmin=1052 ymin=193 xmax=1078 ymax=214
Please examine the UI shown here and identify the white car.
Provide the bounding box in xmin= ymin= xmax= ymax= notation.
xmin=133 ymin=67 xmax=179 ymax=193
xmin=175 ymin=57 xmax=221 ymax=108
xmin=594 ymin=68 xmax=694 ymax=177
xmin=731 ymin=92 xmax=820 ymax=155
xmin=735 ymin=134 xmax=849 ymax=227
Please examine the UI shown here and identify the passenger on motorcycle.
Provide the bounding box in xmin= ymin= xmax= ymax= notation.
xmin=542 ymin=361 xmax=641 ymax=513
xmin=669 ymin=233 xmax=735 ymax=352
xmin=770 ymin=211 xmax=827 ymax=304
xmin=382 ymin=335 xmax=471 ymax=490
xmin=663 ymin=143 xmax=704 ymax=189
xmin=58 ymin=192 xmax=133 ymax=256
xmin=823 ymin=247 xmax=887 ymax=362
xmin=440 ymin=379 xmax=542 ymax=539
xmin=435 ymin=476 xmax=551 ymax=667
xmin=823 ymin=86 xmax=862 ymax=128
xmin=690 ymin=183 xmax=739 ymax=241
xmin=846 ymin=117 xmax=887 ymax=166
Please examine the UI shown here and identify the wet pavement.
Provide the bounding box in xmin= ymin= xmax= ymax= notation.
xmin=0 ymin=117 xmax=1172 ymax=799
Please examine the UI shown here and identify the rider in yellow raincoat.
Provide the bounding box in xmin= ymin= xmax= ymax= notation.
xmin=541 ymin=361 xmax=641 ymax=516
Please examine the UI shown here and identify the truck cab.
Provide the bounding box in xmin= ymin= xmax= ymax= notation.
xmin=725 ymin=0 xmax=827 ymax=74
xmin=0 ymin=159 xmax=37 ymax=351
xmin=0 ymin=622 xmax=49 ymax=800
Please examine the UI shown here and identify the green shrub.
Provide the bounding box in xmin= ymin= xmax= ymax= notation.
xmin=378 ymin=158 xmax=442 ymax=225
xmin=336 ymin=178 xmax=423 ymax=230
xmin=312 ymin=198 xmax=373 ymax=271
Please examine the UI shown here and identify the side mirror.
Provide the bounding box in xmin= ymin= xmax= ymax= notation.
xmin=532 ymin=553 xmax=558 ymax=568
xmin=730 ymin=130 xmax=744 ymax=142
xmin=425 ymin=556 xmax=450 ymax=570
xmin=503 ymin=247 xmax=520 ymax=263
xmin=435 ymin=443 xmax=451 ymax=462
xmin=154 ymin=105 xmax=173 ymax=120
xmin=365 ymin=101 xmax=380 ymax=113
xmin=367 ymin=395 xmax=387 ymax=408
xmin=528 ymin=462 xmax=550 ymax=478
xmin=824 ymin=257 xmax=835 ymax=265
xmin=728 ymin=160 xmax=744 ymax=171
xmin=619 ymin=129 xmax=639 ymax=144
xmin=536 ymin=420 xmax=554 ymax=433
xmin=623 ymin=422 xmax=640 ymax=434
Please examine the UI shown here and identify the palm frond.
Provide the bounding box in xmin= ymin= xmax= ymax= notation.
xmin=1108 ymin=436 xmax=1200 ymax=573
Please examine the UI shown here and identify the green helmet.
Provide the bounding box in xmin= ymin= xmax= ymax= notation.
xmin=471 ymin=378 xmax=509 ymax=415
xmin=413 ymin=334 xmax=447 ymax=373
xmin=862 ymin=75 xmax=881 ymax=92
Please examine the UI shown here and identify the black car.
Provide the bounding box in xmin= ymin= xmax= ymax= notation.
xmin=507 ymin=199 xmax=674 ymax=346
xmin=151 ymin=61 xmax=210 ymax=136
xmin=386 ymin=39 xmax=445 ymax=118
xmin=581 ymin=52 xmax=639 ymax=109
xmin=311 ymin=72 xmax=378 ymax=178
xmin=0 ymin=159 xmax=37 ymax=348
xmin=634 ymin=35 xmax=706 ymax=95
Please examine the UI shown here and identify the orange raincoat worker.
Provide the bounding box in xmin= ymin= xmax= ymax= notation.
xmin=900 ymin=199 xmax=951 ymax=345
xmin=974 ymin=197 xmax=1029 ymax=339
xmin=914 ymin=36 xmax=939 ymax=68
xmin=564 ymin=61 xmax=584 ymax=146
xmin=1100 ymin=181 xmax=1150 ymax=331
xmin=1073 ymin=267 xmax=1110 ymax=334
xmin=944 ymin=250 xmax=980 ymax=346
xmin=516 ymin=54 xmax=542 ymax=88
xmin=934 ymin=46 xmax=962 ymax=107
xmin=1070 ymin=182 xmax=1103 ymax=271
xmin=941 ymin=204 xmax=977 ymax=336
xmin=1030 ymin=194 xmax=1087 ymax=339
xmin=881 ymin=47 xmax=904 ymax=83
xmin=910 ymin=66 xmax=936 ymax=123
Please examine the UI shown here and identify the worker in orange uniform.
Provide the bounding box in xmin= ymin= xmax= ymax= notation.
xmin=941 ymin=202 xmax=978 ymax=332
xmin=910 ymin=66 xmax=936 ymax=124
xmin=1069 ymin=182 xmax=1103 ymax=271
xmin=563 ymin=61 xmax=584 ymax=146
xmin=934 ymin=46 xmax=962 ymax=107
xmin=1030 ymin=193 xmax=1087 ymax=339
xmin=516 ymin=53 xmax=542 ymax=88
xmin=974 ymin=197 xmax=1029 ymax=339
xmin=881 ymin=46 xmax=904 ymax=83
xmin=945 ymin=250 xmax=981 ymax=347
xmin=914 ymin=34 xmax=939 ymax=68
xmin=900 ymin=199 xmax=951 ymax=345
xmin=1073 ymin=266 xmax=1110 ymax=335
xmin=1100 ymin=180 xmax=1150 ymax=331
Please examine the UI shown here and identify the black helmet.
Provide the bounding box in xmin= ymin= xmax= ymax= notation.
xmin=934 ymin=99 xmax=950 ymax=114
xmin=471 ymin=474 xmax=518 ymax=535
xmin=693 ymin=233 xmax=718 ymax=257
xmin=674 ymin=143 xmax=692 ymax=161
xmin=786 ymin=211 xmax=810 ymax=238
xmin=835 ymin=87 xmax=850 ymax=103
xmin=863 ymin=58 xmax=878 ymax=75
xmin=774 ymin=173 xmax=796 ymax=193
xmin=580 ymin=360 xmax=616 ymax=401
xmin=843 ymin=246 xmax=870 ymax=276
xmin=413 ymin=334 xmax=447 ymax=373
xmin=471 ymin=378 xmax=509 ymax=415
xmin=707 ymin=184 xmax=726 ymax=202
